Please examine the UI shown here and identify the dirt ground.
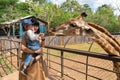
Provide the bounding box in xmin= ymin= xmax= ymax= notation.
xmin=0 ymin=53 xmax=118 ymax=80
xmin=46 ymin=54 xmax=117 ymax=80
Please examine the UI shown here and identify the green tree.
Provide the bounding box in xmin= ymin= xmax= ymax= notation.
xmin=60 ymin=0 xmax=83 ymax=13
xmin=32 ymin=0 xmax=46 ymax=4
xmin=0 ymin=0 xmax=119 ymax=33
xmin=117 ymin=16 xmax=120 ymax=32
xmin=0 ymin=0 xmax=18 ymax=8
xmin=0 ymin=0 xmax=19 ymax=22
xmin=15 ymin=2 xmax=31 ymax=16
xmin=1 ymin=6 xmax=20 ymax=22
xmin=38 ymin=3 xmax=62 ymax=28
xmin=93 ymin=4 xmax=119 ymax=32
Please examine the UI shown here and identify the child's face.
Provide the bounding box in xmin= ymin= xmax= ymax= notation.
xmin=27 ymin=25 xmax=35 ymax=31
xmin=34 ymin=25 xmax=39 ymax=32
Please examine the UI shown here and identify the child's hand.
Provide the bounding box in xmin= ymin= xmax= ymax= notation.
xmin=39 ymin=33 xmax=44 ymax=37
xmin=34 ymin=48 xmax=43 ymax=54
xmin=39 ymin=33 xmax=45 ymax=41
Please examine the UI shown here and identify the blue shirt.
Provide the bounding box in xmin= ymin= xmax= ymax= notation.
xmin=25 ymin=30 xmax=41 ymax=50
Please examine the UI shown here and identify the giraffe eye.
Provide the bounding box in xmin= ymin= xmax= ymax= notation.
xmin=85 ymin=28 xmax=93 ymax=33
xmin=70 ymin=23 xmax=77 ymax=27
xmin=51 ymin=27 xmax=56 ymax=32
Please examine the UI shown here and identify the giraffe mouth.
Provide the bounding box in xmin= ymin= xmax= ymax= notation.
xmin=55 ymin=30 xmax=65 ymax=36
xmin=55 ymin=33 xmax=65 ymax=36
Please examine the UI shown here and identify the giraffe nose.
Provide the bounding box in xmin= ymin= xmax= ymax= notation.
xmin=55 ymin=30 xmax=65 ymax=36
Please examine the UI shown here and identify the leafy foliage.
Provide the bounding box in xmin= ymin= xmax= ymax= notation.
xmin=0 ymin=0 xmax=119 ymax=32
xmin=93 ymin=5 xmax=120 ymax=32
xmin=60 ymin=0 xmax=83 ymax=12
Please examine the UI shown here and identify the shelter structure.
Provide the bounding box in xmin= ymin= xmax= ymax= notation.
xmin=0 ymin=16 xmax=48 ymax=38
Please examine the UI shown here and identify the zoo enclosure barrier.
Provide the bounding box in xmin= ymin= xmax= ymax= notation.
xmin=44 ymin=45 xmax=120 ymax=80
xmin=44 ymin=34 xmax=120 ymax=80
xmin=0 ymin=36 xmax=90 ymax=77
xmin=0 ymin=37 xmax=21 ymax=77
xmin=0 ymin=35 xmax=120 ymax=80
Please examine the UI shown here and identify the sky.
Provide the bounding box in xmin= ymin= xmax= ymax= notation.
xmin=50 ymin=0 xmax=120 ymax=16
xmin=19 ymin=0 xmax=120 ymax=15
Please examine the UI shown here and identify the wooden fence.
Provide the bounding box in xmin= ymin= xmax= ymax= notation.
xmin=45 ymin=35 xmax=120 ymax=46
xmin=45 ymin=36 xmax=92 ymax=46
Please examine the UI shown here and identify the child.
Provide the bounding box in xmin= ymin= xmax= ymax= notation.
xmin=21 ymin=19 xmax=43 ymax=76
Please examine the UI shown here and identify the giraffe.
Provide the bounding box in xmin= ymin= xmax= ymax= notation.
xmin=48 ymin=12 xmax=120 ymax=80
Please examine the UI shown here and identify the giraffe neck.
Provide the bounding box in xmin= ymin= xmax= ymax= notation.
xmin=94 ymin=33 xmax=120 ymax=56
xmin=88 ymin=22 xmax=120 ymax=56
xmin=88 ymin=22 xmax=120 ymax=47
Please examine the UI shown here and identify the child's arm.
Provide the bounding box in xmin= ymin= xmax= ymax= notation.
xmin=27 ymin=30 xmax=39 ymax=41
xmin=39 ymin=33 xmax=45 ymax=47
xmin=21 ymin=35 xmax=43 ymax=54
xmin=35 ymin=47 xmax=43 ymax=53
xmin=21 ymin=35 xmax=35 ymax=53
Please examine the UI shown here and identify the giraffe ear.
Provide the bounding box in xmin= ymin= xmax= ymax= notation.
xmin=81 ymin=12 xmax=87 ymax=17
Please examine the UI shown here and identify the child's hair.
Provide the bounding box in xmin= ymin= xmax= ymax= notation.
xmin=31 ymin=18 xmax=40 ymax=34
xmin=22 ymin=19 xmax=33 ymax=31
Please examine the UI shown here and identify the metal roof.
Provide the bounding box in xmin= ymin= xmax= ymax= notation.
xmin=0 ymin=15 xmax=48 ymax=27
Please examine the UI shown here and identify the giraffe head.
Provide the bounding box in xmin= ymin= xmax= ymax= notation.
xmin=48 ymin=12 xmax=120 ymax=56
xmin=48 ymin=12 xmax=95 ymax=37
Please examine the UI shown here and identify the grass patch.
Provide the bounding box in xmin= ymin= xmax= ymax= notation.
xmin=44 ymin=42 xmax=107 ymax=58
xmin=0 ymin=55 xmax=13 ymax=74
